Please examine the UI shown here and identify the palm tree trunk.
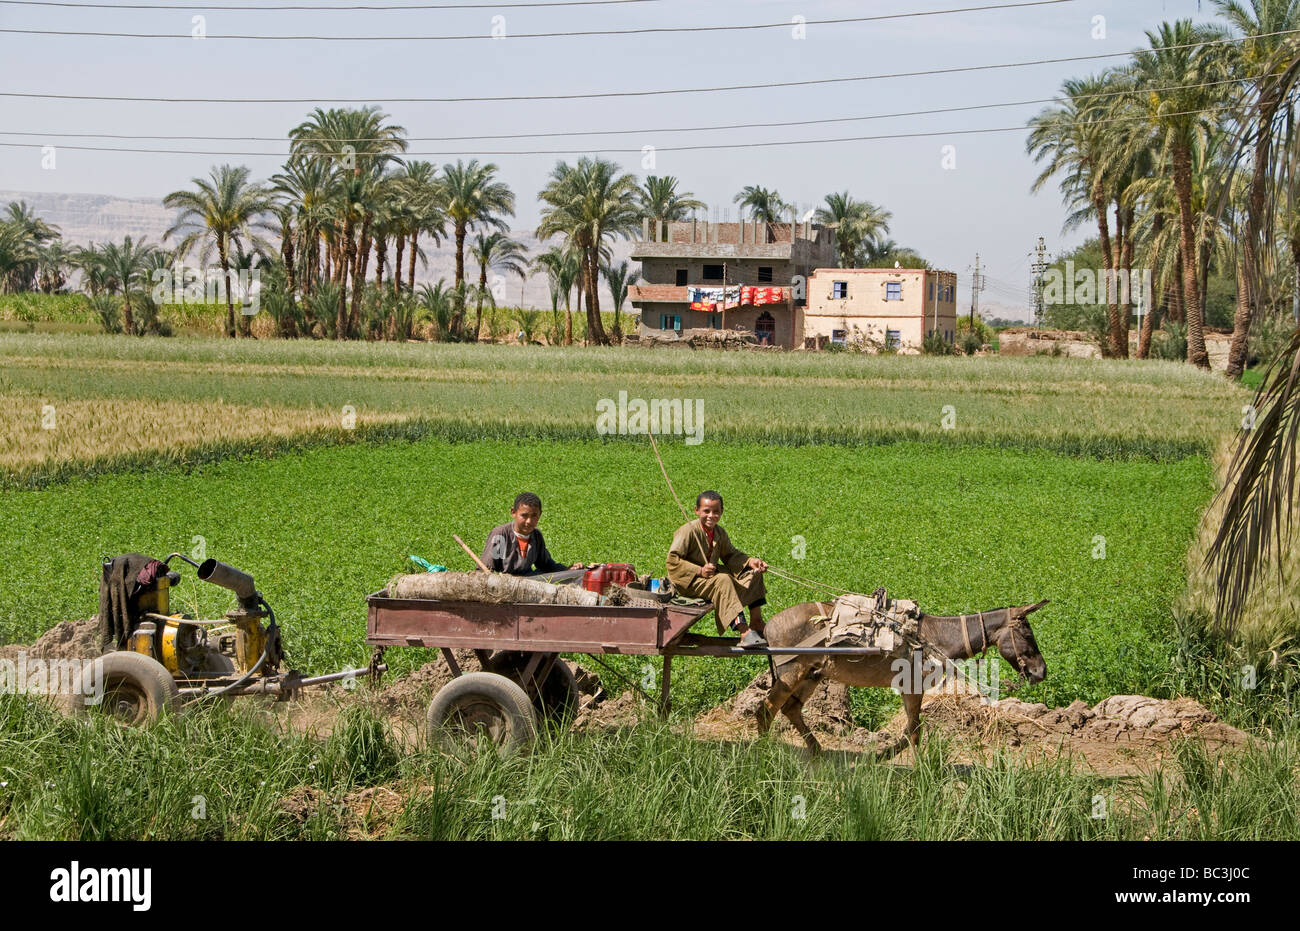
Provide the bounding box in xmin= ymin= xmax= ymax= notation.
xmin=1093 ymin=188 xmax=1116 ymax=359
xmin=1172 ymin=141 xmax=1210 ymax=369
xmin=393 ymin=236 xmax=404 ymax=294
xmin=218 ymin=236 xmax=236 ymax=339
xmin=585 ymin=248 xmax=608 ymax=345
xmin=1118 ymin=206 xmax=1134 ymax=358
xmin=1170 ymin=256 xmax=1185 ymax=324
xmin=454 ymin=223 xmax=466 ymax=287
xmin=1138 ymin=213 xmax=1165 ymax=360
xmin=350 ymin=215 xmax=371 ymax=337
xmin=375 ymin=234 xmax=387 ymax=290
xmin=336 ymin=218 xmax=353 ymax=339
xmin=474 ymin=258 xmax=487 ymax=341
xmin=408 ymin=232 xmax=419 ymax=293
xmin=122 ymin=289 xmax=135 ymax=337
xmin=282 ymin=222 xmax=297 ymax=302
xmin=1226 ymin=100 xmax=1276 ymax=379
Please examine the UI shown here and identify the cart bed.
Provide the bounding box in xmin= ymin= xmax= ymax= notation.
xmin=365 ymin=590 xmax=714 ymax=655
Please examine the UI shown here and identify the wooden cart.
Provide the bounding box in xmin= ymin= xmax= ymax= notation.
xmin=365 ymin=589 xmax=881 ymax=749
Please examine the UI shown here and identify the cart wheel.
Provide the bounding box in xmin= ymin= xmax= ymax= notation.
xmin=426 ymin=672 xmax=538 ymax=751
xmin=485 ymin=652 xmax=580 ymax=726
xmin=64 ymin=651 xmax=180 ymax=725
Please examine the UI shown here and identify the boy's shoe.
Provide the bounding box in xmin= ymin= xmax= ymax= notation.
xmin=738 ymin=630 xmax=768 ymax=649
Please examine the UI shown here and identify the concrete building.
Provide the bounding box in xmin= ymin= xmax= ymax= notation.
xmin=803 ymin=267 xmax=958 ymax=352
xmin=628 ymin=218 xmax=837 ymax=348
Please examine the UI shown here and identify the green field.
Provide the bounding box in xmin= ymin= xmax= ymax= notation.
xmin=2 ymin=331 xmax=1286 ymax=840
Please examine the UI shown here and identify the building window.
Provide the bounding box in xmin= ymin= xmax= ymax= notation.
xmin=758 ymin=266 xmax=774 ymax=283
xmin=929 ymin=280 xmax=934 ymax=300
xmin=885 ymin=282 xmax=902 ymax=301
xmin=702 ymin=264 xmax=724 ymax=281
xmin=831 ymin=329 xmax=847 ymax=345
xmin=675 ymin=268 xmax=687 ymax=287
xmin=886 ymin=329 xmax=901 ymax=349
xmin=660 ymin=314 xmax=682 ymax=332
xmin=832 ymin=281 xmax=848 ymax=299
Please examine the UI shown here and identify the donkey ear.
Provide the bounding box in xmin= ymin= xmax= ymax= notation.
xmin=1017 ymin=599 xmax=1049 ymax=617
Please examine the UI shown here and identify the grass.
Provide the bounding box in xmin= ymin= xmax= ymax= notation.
xmin=0 ymin=334 xmax=1247 ymax=486
xmin=0 ymin=695 xmax=1293 ymax=840
xmin=0 ymin=435 xmax=1214 ymax=715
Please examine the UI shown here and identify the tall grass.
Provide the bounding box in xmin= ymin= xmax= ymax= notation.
xmin=1 ymin=695 xmax=1293 ymax=840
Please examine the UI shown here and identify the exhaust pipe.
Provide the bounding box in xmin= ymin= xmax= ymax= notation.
xmin=197 ymin=558 xmax=259 ymax=608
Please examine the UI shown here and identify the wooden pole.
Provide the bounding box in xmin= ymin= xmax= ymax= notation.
xmin=452 ymin=534 xmax=491 ymax=573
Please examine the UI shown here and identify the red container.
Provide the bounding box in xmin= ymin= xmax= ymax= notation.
xmin=583 ymin=563 xmax=637 ymax=595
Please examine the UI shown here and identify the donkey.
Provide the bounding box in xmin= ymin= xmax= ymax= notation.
xmin=755 ymin=599 xmax=1049 ymax=755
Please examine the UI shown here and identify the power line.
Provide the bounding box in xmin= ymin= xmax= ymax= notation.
xmin=0 ymin=104 xmax=1239 ymax=157
xmin=4 ymin=32 xmax=1285 ymax=105
xmin=0 ymin=1 xmax=1075 ymax=40
xmin=2 ymin=0 xmax=658 ymax=7
xmin=0 ymin=78 xmax=1250 ymax=143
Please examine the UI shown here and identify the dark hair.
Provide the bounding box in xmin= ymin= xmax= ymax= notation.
xmin=695 ymin=490 xmax=723 ymax=510
xmin=512 ymin=492 xmax=542 ymax=512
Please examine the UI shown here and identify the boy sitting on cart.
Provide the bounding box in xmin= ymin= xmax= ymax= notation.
xmin=481 ymin=492 xmax=585 ymax=578
xmin=666 ymin=491 xmax=769 ymax=649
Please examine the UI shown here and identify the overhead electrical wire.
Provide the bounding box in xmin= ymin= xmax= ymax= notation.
xmin=0 ymin=1 xmax=1075 ymax=40
xmin=3 ymin=28 xmax=1288 ymax=103
xmin=0 ymin=104 xmax=1241 ymax=157
xmin=0 ymin=78 xmax=1251 ymax=144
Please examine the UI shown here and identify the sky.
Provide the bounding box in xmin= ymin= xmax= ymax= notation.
xmin=0 ymin=0 xmax=1226 ymax=319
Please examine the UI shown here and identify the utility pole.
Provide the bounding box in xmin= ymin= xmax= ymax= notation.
xmin=969 ymin=253 xmax=985 ymax=330
xmin=1030 ymin=237 xmax=1050 ymax=327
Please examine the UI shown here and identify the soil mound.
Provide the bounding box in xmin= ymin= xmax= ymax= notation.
xmin=0 ymin=618 xmax=106 ymax=662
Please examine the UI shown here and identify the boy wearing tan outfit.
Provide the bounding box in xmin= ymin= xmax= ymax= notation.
xmin=665 ymin=491 xmax=769 ymax=648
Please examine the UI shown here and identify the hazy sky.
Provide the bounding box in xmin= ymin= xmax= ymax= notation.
xmin=2 ymin=0 xmax=1223 ymax=318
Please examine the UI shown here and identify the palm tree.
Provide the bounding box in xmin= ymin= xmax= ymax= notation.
xmin=98 ymin=236 xmax=157 ymax=336
xmin=271 ymin=153 xmax=336 ymax=299
xmin=638 ymin=175 xmax=705 ymax=237
xmin=537 ymin=157 xmax=641 ymax=346
xmin=1028 ymin=72 xmax=1135 ymax=357
xmin=1131 ymin=19 xmax=1231 ymax=368
xmin=289 ymin=106 xmax=408 ymax=338
xmin=36 ymin=240 xmax=71 ymax=293
xmin=470 ymin=231 xmax=528 ymax=340
xmin=733 ymin=185 xmax=789 ymax=224
xmin=0 ymin=224 xmax=38 ymax=294
xmin=0 ymin=201 xmax=58 ymax=292
xmin=1216 ymin=0 xmax=1300 ymax=377
xmin=164 ymin=164 xmax=277 ymax=338
xmin=533 ymin=245 xmax=581 ymax=345
xmin=814 ymin=191 xmax=892 ymax=267
xmin=602 ymin=259 xmax=638 ymax=341
xmin=440 ymin=159 xmax=515 ymax=289
xmin=416 ymin=280 xmax=458 ymax=341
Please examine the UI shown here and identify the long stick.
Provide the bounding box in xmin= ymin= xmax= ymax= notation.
xmin=453 ymin=534 xmax=491 ymax=573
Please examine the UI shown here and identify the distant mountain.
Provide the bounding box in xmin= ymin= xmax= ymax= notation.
xmin=1 ymin=189 xmax=635 ymax=310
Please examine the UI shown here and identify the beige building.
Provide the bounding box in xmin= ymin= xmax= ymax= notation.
xmin=803 ymin=267 xmax=958 ymax=352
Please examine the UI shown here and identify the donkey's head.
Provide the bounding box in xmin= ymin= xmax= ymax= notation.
xmin=993 ymin=599 xmax=1048 ymax=685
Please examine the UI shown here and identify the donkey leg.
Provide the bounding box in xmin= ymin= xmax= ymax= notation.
xmin=783 ymin=696 xmax=821 ymax=754
xmin=902 ymin=691 xmax=924 ymax=749
xmin=757 ymin=678 xmax=789 ymax=735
